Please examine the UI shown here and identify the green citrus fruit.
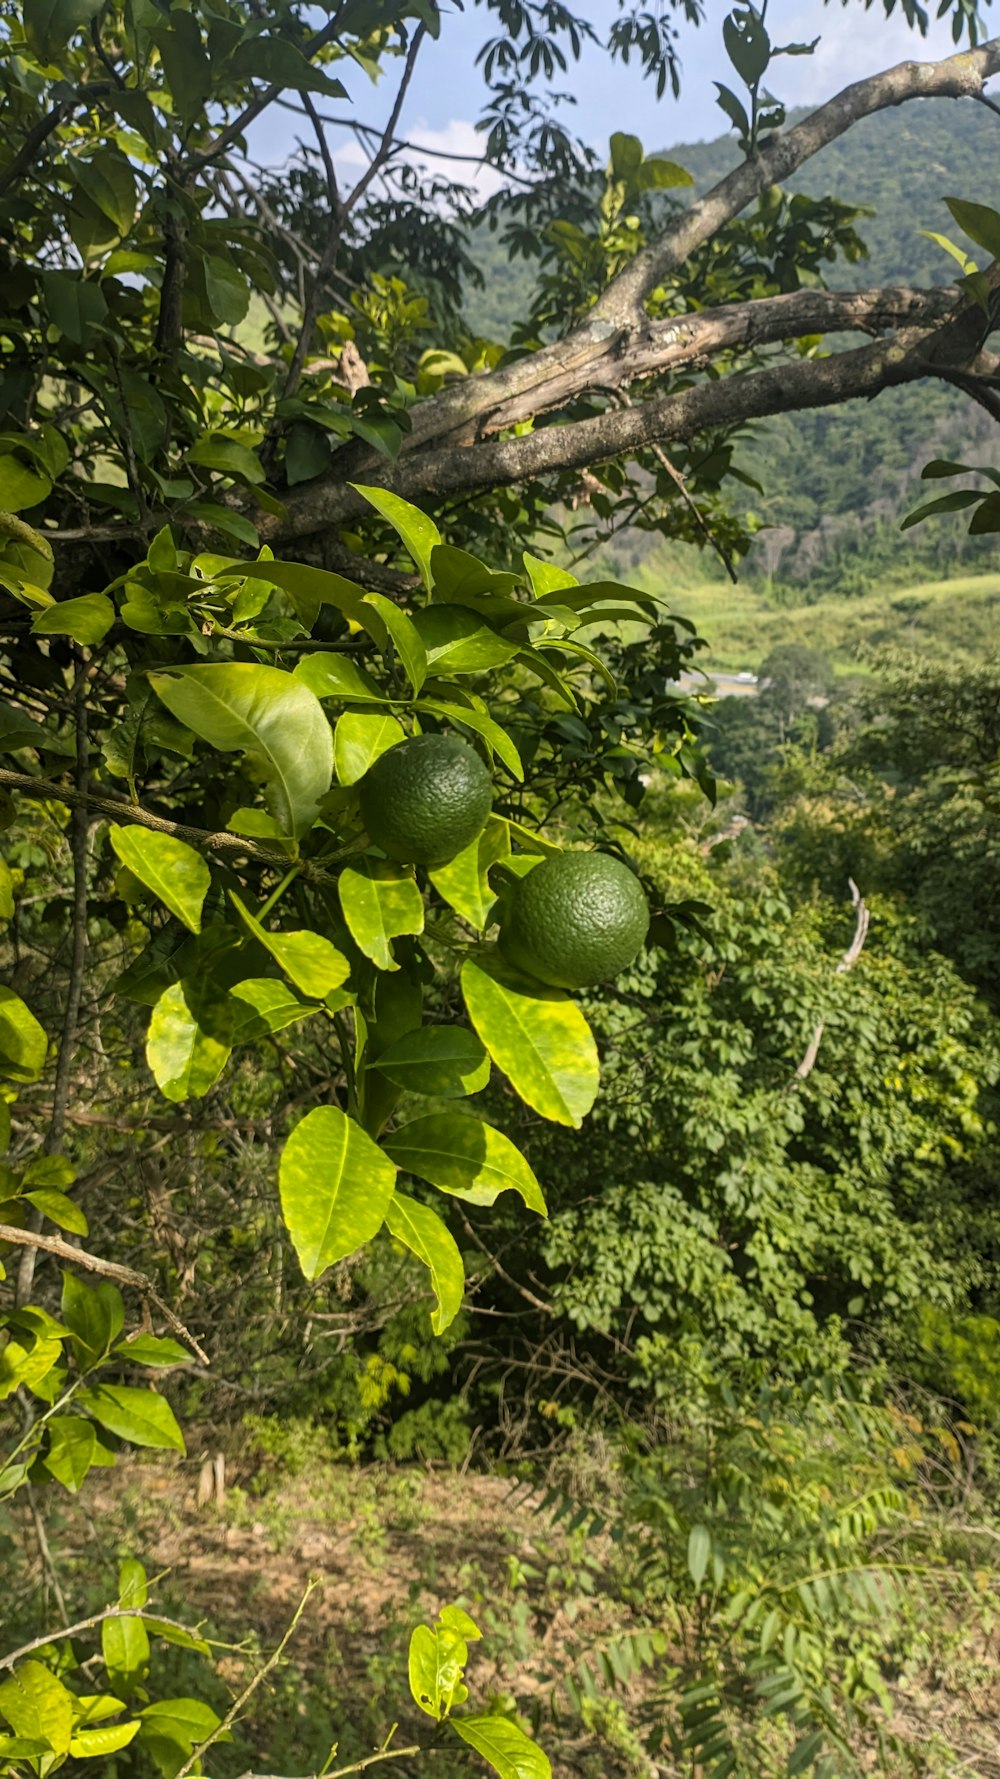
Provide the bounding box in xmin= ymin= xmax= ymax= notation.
xmin=359 ymin=733 xmax=493 ymax=866
xmin=499 ymin=851 xmax=649 ymax=990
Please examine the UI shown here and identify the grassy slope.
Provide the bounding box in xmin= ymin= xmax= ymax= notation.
xmin=628 ymin=543 xmax=1000 ymax=673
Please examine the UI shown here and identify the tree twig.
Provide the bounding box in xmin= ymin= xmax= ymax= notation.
xmin=0 ymin=1604 xmax=205 ymax=1674
xmin=238 ymin=1750 xmax=423 ymax=1779
xmin=175 ymin=1578 xmax=322 ymax=1777
xmin=0 ymin=1226 xmax=210 ymax=1365
xmin=0 ymin=767 xmax=334 ymax=873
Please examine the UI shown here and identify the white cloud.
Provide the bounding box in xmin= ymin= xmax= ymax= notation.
xmin=400 ymin=117 xmax=509 ymax=201
xmin=757 ymin=0 xmax=970 ymax=106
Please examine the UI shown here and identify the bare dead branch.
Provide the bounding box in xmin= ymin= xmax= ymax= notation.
xmin=790 ymin=878 xmax=870 ymax=1086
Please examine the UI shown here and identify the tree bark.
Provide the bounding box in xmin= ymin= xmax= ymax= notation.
xmin=245 ymin=34 xmax=1000 ymax=550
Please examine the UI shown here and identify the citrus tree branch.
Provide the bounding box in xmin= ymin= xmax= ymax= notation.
xmin=311 ymin=34 xmax=1000 ymax=470
xmin=268 ymin=291 xmax=993 ymax=543
xmin=0 ymin=1225 xmax=210 ymax=1364
xmin=0 ymin=1605 xmax=205 ymax=1675
xmin=0 ymin=768 xmax=299 ymax=870
xmin=595 ymin=34 xmax=1000 ymax=324
xmin=15 ymin=656 xmax=92 ymax=1310
xmin=175 ymin=1579 xmax=321 ymax=1778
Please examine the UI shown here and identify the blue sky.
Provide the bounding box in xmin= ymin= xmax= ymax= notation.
xmin=249 ymin=1 xmax=970 ymax=189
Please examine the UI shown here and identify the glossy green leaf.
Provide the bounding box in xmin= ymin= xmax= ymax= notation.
xmin=24 ymin=1187 xmax=88 ymax=1235
xmin=352 ymin=484 xmax=442 ymax=591
xmin=0 ymin=986 xmax=47 ymax=1082
xmin=408 ymin=1608 xmax=480 ymax=1721
xmin=0 ymin=860 xmax=14 ymax=921
xmin=385 ymin=1113 xmax=546 ymax=1213
xmin=417 ymin=699 xmax=522 ymax=780
xmin=334 ymin=709 xmax=406 ymax=785
xmin=202 ymin=256 xmax=251 ymax=327
xmin=523 ymin=551 xmax=578 ymax=598
xmin=0 ymin=1662 xmax=74 ymax=1756
xmin=109 ymin=826 xmax=210 ymax=933
xmin=452 ymin=1714 xmax=552 ymax=1779
xmin=230 ymin=894 xmax=350 ymax=997
xmin=414 ymin=604 xmax=521 ymax=674
xmin=944 ymin=195 xmax=1000 ymax=259
xmin=229 ymin=33 xmax=348 ymax=96
xmin=279 ymin=1105 xmax=397 ymax=1280
xmin=0 ymin=1336 xmax=62 ymax=1402
xmin=213 ymin=560 xmax=369 ymax=631
xmin=385 ymin=1191 xmax=464 ymax=1333
xmin=429 ymin=815 xmax=510 ymax=931
xmin=62 ymin=1275 xmax=124 ymax=1364
xmin=187 ymin=435 xmax=263 ymax=482
xmin=102 ymin=1610 xmax=151 ymax=1691
xmin=364 ymin=592 xmax=428 ymax=693
xmin=228 ymin=976 xmax=320 ymax=1042
xmin=339 ymin=860 xmax=424 ymax=971
xmin=148 ymin=664 xmax=332 ymax=839
xmin=137 ymin=1696 xmax=226 ymax=1769
xmin=0 ymin=454 xmax=50 ymax=512
xmin=373 ymin=1027 xmax=490 ymax=1099
xmin=33 ymin=592 xmax=115 ymax=643
xmin=139 ymin=1618 xmax=211 ymax=1655
xmin=293 ymin=653 xmax=386 ymax=701
xmin=24 ymin=0 xmax=104 ymax=61
xmin=69 ymin=1721 xmax=141 ymax=1757
xmin=461 ymin=958 xmax=599 ymax=1128
xmin=77 ymin=1384 xmax=186 ymax=1452
xmin=114 ymin=1334 xmax=188 ymax=1367
xmin=146 ymin=979 xmax=233 ymax=1102
xmin=43 ymin=1416 xmax=97 ymax=1491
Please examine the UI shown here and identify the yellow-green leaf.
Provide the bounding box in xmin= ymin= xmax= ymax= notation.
xmin=385 ymin=1113 xmax=546 ymax=1213
xmin=279 ymin=1105 xmax=397 ymax=1280
xmin=333 ymin=709 xmax=406 ymax=785
xmin=0 ymin=1661 xmax=75 ymax=1755
xmin=385 ymin=1191 xmax=464 ymax=1334
xmin=0 ymin=986 xmax=47 ymax=1083
xmin=339 ymin=860 xmax=424 ymax=971
xmin=230 ymin=893 xmax=350 ymax=997
xmin=145 ymin=979 xmax=233 ymax=1102
xmin=110 ymin=826 xmax=210 ymax=933
xmin=148 ymin=663 xmax=332 ymax=839
xmin=460 ymin=958 xmax=598 ymax=1128
xmin=452 ymin=1714 xmax=552 ymax=1779
xmin=429 ymin=816 xmax=509 ymax=931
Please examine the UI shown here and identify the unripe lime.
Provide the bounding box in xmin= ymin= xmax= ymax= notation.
xmin=499 ymin=851 xmax=649 ymax=990
xmin=359 ymin=733 xmax=493 ymax=867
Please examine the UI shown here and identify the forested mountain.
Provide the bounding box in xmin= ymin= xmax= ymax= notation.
xmin=468 ymin=99 xmax=999 ymax=593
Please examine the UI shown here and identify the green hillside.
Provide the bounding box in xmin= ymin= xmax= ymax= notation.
xmin=466 ymin=100 xmax=999 ymax=596
xmin=659 ymin=564 xmax=1000 ymax=675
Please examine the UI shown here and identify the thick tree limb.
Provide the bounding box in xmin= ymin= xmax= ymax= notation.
xmin=437 ymin=284 xmax=961 ymax=445
xmin=598 ymin=37 xmax=1000 ymax=324
xmin=268 ymin=299 xmax=991 ymax=544
xmin=316 ymin=34 xmax=1000 ymax=470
